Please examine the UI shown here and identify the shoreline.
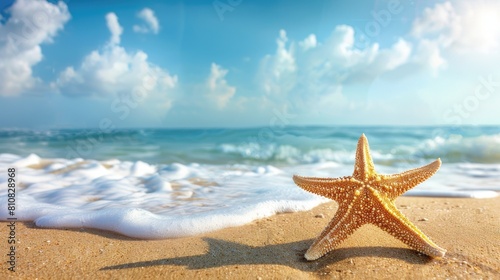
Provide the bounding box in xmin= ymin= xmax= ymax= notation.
xmin=2 ymin=196 xmax=499 ymax=279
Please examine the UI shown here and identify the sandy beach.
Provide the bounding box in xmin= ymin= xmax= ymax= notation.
xmin=2 ymin=196 xmax=499 ymax=279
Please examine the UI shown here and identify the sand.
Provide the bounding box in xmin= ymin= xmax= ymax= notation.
xmin=2 ymin=196 xmax=499 ymax=279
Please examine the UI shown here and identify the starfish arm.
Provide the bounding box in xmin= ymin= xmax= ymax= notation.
xmin=293 ymin=175 xmax=361 ymax=201
xmin=370 ymin=192 xmax=446 ymax=258
xmin=379 ymin=159 xmax=441 ymax=200
xmin=353 ymin=134 xmax=376 ymax=180
xmin=304 ymin=203 xmax=364 ymax=260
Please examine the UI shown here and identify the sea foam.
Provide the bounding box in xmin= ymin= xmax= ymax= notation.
xmin=0 ymin=154 xmax=328 ymax=238
xmin=0 ymin=153 xmax=497 ymax=239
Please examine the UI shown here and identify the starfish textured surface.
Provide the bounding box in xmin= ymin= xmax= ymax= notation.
xmin=293 ymin=134 xmax=446 ymax=261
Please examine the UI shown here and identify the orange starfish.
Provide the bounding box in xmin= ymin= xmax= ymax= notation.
xmin=293 ymin=134 xmax=446 ymax=260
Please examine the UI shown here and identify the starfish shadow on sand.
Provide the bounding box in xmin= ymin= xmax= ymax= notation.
xmin=100 ymin=238 xmax=432 ymax=272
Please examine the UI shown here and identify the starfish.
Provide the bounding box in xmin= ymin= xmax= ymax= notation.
xmin=293 ymin=134 xmax=446 ymax=261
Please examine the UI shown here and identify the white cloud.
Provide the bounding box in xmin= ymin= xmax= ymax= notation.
xmin=413 ymin=39 xmax=447 ymax=73
xmin=54 ymin=12 xmax=177 ymax=101
xmin=259 ymin=30 xmax=297 ymax=96
xmin=394 ymin=2 xmax=454 ymax=73
xmin=377 ymin=39 xmax=412 ymax=71
xmin=299 ymin=34 xmax=317 ymax=50
xmin=258 ymin=0 xmax=500 ymax=111
xmin=412 ymin=1 xmax=500 ymax=54
xmin=106 ymin=12 xmax=123 ymax=45
xmin=456 ymin=0 xmax=500 ymax=53
xmin=0 ymin=0 xmax=70 ymax=96
xmin=130 ymin=0 xmax=500 ymax=126
xmin=258 ymin=26 xmax=412 ymax=103
xmin=411 ymin=2 xmax=459 ymax=47
xmin=133 ymin=8 xmax=160 ymax=34
xmin=205 ymin=63 xmax=236 ymax=109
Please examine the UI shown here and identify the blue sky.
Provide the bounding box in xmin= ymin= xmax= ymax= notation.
xmin=0 ymin=0 xmax=499 ymax=129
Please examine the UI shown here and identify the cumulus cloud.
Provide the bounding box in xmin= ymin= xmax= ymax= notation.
xmin=299 ymin=34 xmax=317 ymax=50
xmin=0 ymin=0 xmax=70 ymax=96
xmin=454 ymin=0 xmax=500 ymax=52
xmin=258 ymin=26 xmax=411 ymax=103
xmin=133 ymin=8 xmax=160 ymax=34
xmin=106 ymin=12 xmax=123 ymax=45
xmin=411 ymin=2 xmax=460 ymax=46
xmin=259 ymin=30 xmax=297 ymax=96
xmin=205 ymin=63 xmax=236 ymax=109
xmin=259 ymin=0 xmax=500 ymax=105
xmin=54 ymin=12 xmax=177 ymax=101
xmin=411 ymin=0 xmax=500 ymax=71
xmin=412 ymin=1 xmax=500 ymax=52
xmin=413 ymin=39 xmax=447 ymax=73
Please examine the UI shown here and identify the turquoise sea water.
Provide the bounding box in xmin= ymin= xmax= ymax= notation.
xmin=2 ymin=126 xmax=500 ymax=165
xmin=0 ymin=126 xmax=499 ymax=238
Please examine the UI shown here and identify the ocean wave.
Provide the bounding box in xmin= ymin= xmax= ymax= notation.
xmin=0 ymin=153 xmax=497 ymax=239
xmin=216 ymin=133 xmax=500 ymax=165
xmin=0 ymin=153 xmax=326 ymax=238
xmin=1 ymin=127 xmax=500 ymax=165
xmin=414 ymin=134 xmax=500 ymax=163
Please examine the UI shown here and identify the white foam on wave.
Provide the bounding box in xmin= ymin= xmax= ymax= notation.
xmin=406 ymin=190 xmax=498 ymax=198
xmin=217 ymin=133 xmax=500 ymax=165
xmin=218 ymin=142 xmax=396 ymax=164
xmin=0 ymin=153 xmax=328 ymax=238
xmin=34 ymin=199 xmax=320 ymax=239
xmin=0 ymin=153 xmax=497 ymax=239
xmin=417 ymin=134 xmax=500 ymax=163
